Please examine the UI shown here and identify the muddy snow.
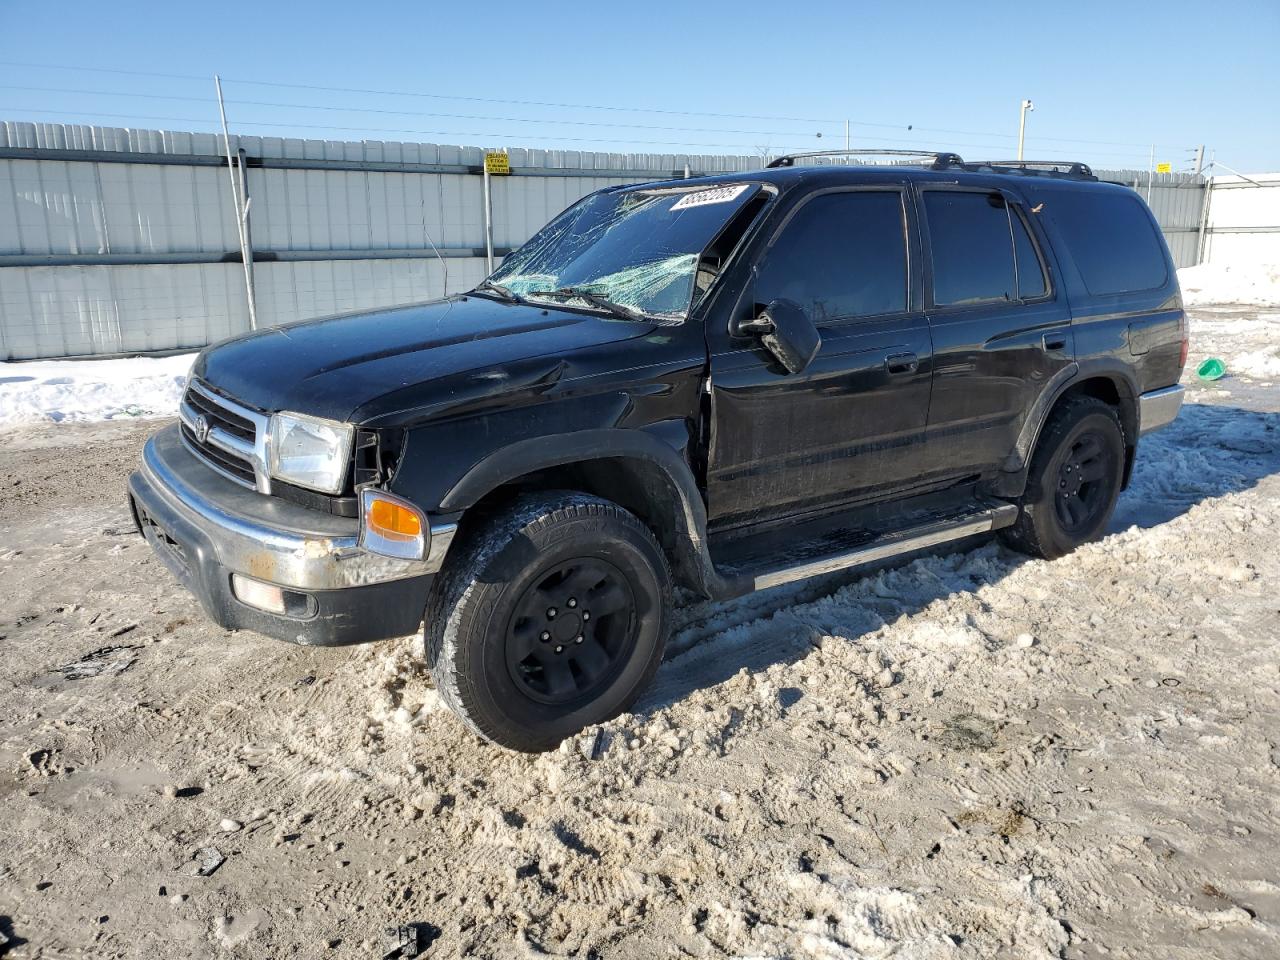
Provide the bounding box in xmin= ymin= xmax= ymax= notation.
xmin=1 ymin=307 xmax=1278 ymax=959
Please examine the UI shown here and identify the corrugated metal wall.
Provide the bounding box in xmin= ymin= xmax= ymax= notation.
xmin=0 ymin=121 xmax=1206 ymax=361
xmin=1098 ymin=169 xmax=1207 ymax=271
xmin=1201 ymin=173 xmax=1280 ymax=266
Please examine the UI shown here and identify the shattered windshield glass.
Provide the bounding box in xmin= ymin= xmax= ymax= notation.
xmin=485 ymin=183 xmax=760 ymax=319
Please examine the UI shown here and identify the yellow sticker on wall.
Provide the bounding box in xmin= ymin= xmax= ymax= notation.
xmin=484 ymin=151 xmax=510 ymax=175
xmin=1156 ymin=162 xmax=1172 ymax=174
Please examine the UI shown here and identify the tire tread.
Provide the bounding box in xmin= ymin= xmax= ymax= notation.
xmin=425 ymin=492 xmax=669 ymax=750
xmin=1000 ymin=395 xmax=1125 ymax=560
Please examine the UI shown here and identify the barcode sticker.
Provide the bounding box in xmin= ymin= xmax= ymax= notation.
xmin=670 ymin=184 xmax=750 ymax=211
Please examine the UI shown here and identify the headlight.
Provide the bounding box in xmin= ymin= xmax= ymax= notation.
xmin=268 ymin=411 xmax=354 ymax=494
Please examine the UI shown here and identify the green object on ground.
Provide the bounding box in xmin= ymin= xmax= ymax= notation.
xmin=1197 ymin=357 xmax=1226 ymax=381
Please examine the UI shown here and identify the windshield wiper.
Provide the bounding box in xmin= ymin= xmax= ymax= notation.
xmin=528 ymin=287 xmax=649 ymax=322
xmin=471 ymin=279 xmax=525 ymax=304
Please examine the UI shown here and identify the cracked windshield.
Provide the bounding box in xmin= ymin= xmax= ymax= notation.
xmin=485 ymin=183 xmax=761 ymax=319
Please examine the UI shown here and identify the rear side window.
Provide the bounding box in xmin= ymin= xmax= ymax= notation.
xmin=1011 ymin=210 xmax=1048 ymax=299
xmin=924 ymin=192 xmax=1017 ymax=306
xmin=1047 ymin=192 xmax=1168 ymax=295
xmin=757 ymin=191 xmax=908 ymax=323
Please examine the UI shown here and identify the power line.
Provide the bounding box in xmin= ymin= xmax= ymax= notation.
xmin=0 ymin=59 xmax=1184 ymax=151
xmin=0 ymin=84 xmax=846 ymax=139
xmin=0 ymin=83 xmax=1183 ymax=154
xmin=0 ymin=60 xmax=207 ymax=82
xmin=0 ymin=103 xmax=1169 ymax=162
xmin=0 ymin=105 xmax=1167 ymax=163
xmin=0 ymin=61 xmax=846 ymax=126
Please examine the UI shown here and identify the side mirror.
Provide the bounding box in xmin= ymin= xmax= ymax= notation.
xmin=739 ymin=299 xmax=821 ymax=375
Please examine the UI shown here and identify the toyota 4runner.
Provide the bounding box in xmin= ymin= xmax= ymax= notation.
xmin=129 ymin=150 xmax=1187 ymax=751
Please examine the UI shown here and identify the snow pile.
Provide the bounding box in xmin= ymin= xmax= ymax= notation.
xmin=1178 ymin=262 xmax=1280 ymax=307
xmin=0 ymin=353 xmax=194 ymax=426
xmin=1232 ymin=345 xmax=1280 ymax=380
xmin=1186 ymin=309 xmax=1280 ymax=384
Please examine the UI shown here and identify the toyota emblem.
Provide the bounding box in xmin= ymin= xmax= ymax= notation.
xmin=193 ymin=414 xmax=210 ymax=444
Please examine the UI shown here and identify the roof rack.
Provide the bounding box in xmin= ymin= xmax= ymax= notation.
xmin=765 ymin=149 xmax=1097 ymax=181
xmin=965 ymin=159 xmax=1097 ymax=181
xmin=767 ymin=149 xmax=963 ymax=170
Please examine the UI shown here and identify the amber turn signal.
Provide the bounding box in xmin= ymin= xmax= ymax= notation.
xmin=360 ymin=490 xmax=428 ymax=561
xmin=367 ymin=497 xmax=423 ymax=539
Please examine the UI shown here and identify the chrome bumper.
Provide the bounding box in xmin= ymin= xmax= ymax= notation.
xmin=136 ymin=424 xmax=455 ymax=591
xmin=1138 ymin=384 xmax=1185 ymax=436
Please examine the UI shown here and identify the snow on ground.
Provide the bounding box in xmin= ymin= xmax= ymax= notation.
xmin=1184 ymin=307 xmax=1280 ymax=392
xmin=0 ymin=353 xmax=193 ymax=426
xmin=1232 ymin=346 xmax=1280 ymax=381
xmin=1177 ymin=262 xmax=1280 ymax=308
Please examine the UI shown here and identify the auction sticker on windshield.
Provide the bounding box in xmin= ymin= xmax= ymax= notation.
xmin=670 ymin=184 xmax=751 ymax=211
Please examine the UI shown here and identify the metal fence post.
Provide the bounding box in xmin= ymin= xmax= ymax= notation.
xmin=1196 ymin=176 xmax=1213 ymax=265
xmin=483 ymin=160 xmax=494 ymax=275
xmin=215 ymin=75 xmax=258 ymax=330
xmin=236 ymin=148 xmax=257 ymax=326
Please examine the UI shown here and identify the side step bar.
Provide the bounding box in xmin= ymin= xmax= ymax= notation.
xmin=751 ymin=502 xmax=1019 ymax=592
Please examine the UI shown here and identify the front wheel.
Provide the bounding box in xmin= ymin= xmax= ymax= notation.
xmin=425 ymin=492 xmax=670 ymax=752
xmin=1000 ymin=396 xmax=1126 ymax=560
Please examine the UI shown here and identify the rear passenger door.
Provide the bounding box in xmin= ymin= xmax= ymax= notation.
xmin=918 ymin=186 xmax=1073 ymax=480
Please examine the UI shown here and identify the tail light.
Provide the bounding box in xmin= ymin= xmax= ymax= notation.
xmin=1179 ymin=314 xmax=1189 ymax=369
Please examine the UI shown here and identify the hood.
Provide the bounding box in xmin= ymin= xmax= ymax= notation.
xmin=192 ymin=296 xmax=657 ymax=424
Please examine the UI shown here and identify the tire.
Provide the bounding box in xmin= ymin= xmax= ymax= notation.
xmin=1000 ymin=396 xmax=1126 ymax=561
xmin=425 ymin=492 xmax=670 ymax=752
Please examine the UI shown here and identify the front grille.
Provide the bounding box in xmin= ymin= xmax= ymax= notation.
xmin=180 ymin=421 xmax=257 ymax=485
xmin=185 ymin=383 xmax=255 ymax=444
xmin=178 ymin=380 xmax=268 ymax=490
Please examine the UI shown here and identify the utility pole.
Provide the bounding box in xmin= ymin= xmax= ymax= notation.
xmin=1146 ymin=144 xmax=1155 ymax=203
xmin=1195 ymin=169 xmax=1212 ymax=265
xmin=845 ymin=120 xmax=850 ymax=151
xmin=215 ymin=75 xmax=258 ymax=330
xmin=1017 ymin=99 xmax=1034 ymax=161
xmin=482 ymin=158 xmax=494 ymax=275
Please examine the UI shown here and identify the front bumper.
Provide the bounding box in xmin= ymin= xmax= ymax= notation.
xmin=1138 ymin=384 xmax=1185 ymax=436
xmin=128 ymin=424 xmax=455 ymax=645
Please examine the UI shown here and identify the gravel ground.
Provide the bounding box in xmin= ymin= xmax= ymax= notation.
xmin=0 ymin=307 xmax=1277 ymax=959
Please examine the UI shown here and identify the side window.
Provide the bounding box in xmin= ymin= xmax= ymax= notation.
xmin=1011 ymin=209 xmax=1048 ymax=299
xmin=756 ymin=191 xmax=907 ymax=324
xmin=924 ymin=191 xmax=1016 ymax=306
xmin=1047 ymin=192 xmax=1168 ymax=295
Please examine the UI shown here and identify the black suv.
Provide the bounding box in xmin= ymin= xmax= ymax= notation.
xmin=129 ymin=151 xmax=1187 ymax=751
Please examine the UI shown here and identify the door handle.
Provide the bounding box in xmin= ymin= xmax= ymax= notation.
xmin=1042 ymin=333 xmax=1068 ymax=352
xmin=885 ymin=352 xmax=919 ymax=375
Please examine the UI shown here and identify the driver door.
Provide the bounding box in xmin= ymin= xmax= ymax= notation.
xmin=705 ymin=187 xmax=935 ymax=529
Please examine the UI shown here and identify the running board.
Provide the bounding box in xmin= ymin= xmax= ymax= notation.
xmin=751 ymin=502 xmax=1018 ymax=592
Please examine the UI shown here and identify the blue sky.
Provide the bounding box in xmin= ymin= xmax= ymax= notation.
xmin=1 ymin=0 xmax=1276 ymax=173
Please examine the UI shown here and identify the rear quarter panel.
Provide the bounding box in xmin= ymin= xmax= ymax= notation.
xmin=1023 ymin=181 xmax=1185 ymax=395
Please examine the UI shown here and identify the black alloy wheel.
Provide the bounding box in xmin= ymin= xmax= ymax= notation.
xmin=1000 ymin=395 xmax=1126 ymax=560
xmin=1053 ymin=430 xmax=1119 ymax=534
xmin=425 ymin=492 xmax=670 ymax=752
xmin=505 ymin=559 xmax=638 ymax=705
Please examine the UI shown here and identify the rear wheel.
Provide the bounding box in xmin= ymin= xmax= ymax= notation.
xmin=1000 ymin=396 xmax=1125 ymax=560
xmin=425 ymin=492 xmax=669 ymax=752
